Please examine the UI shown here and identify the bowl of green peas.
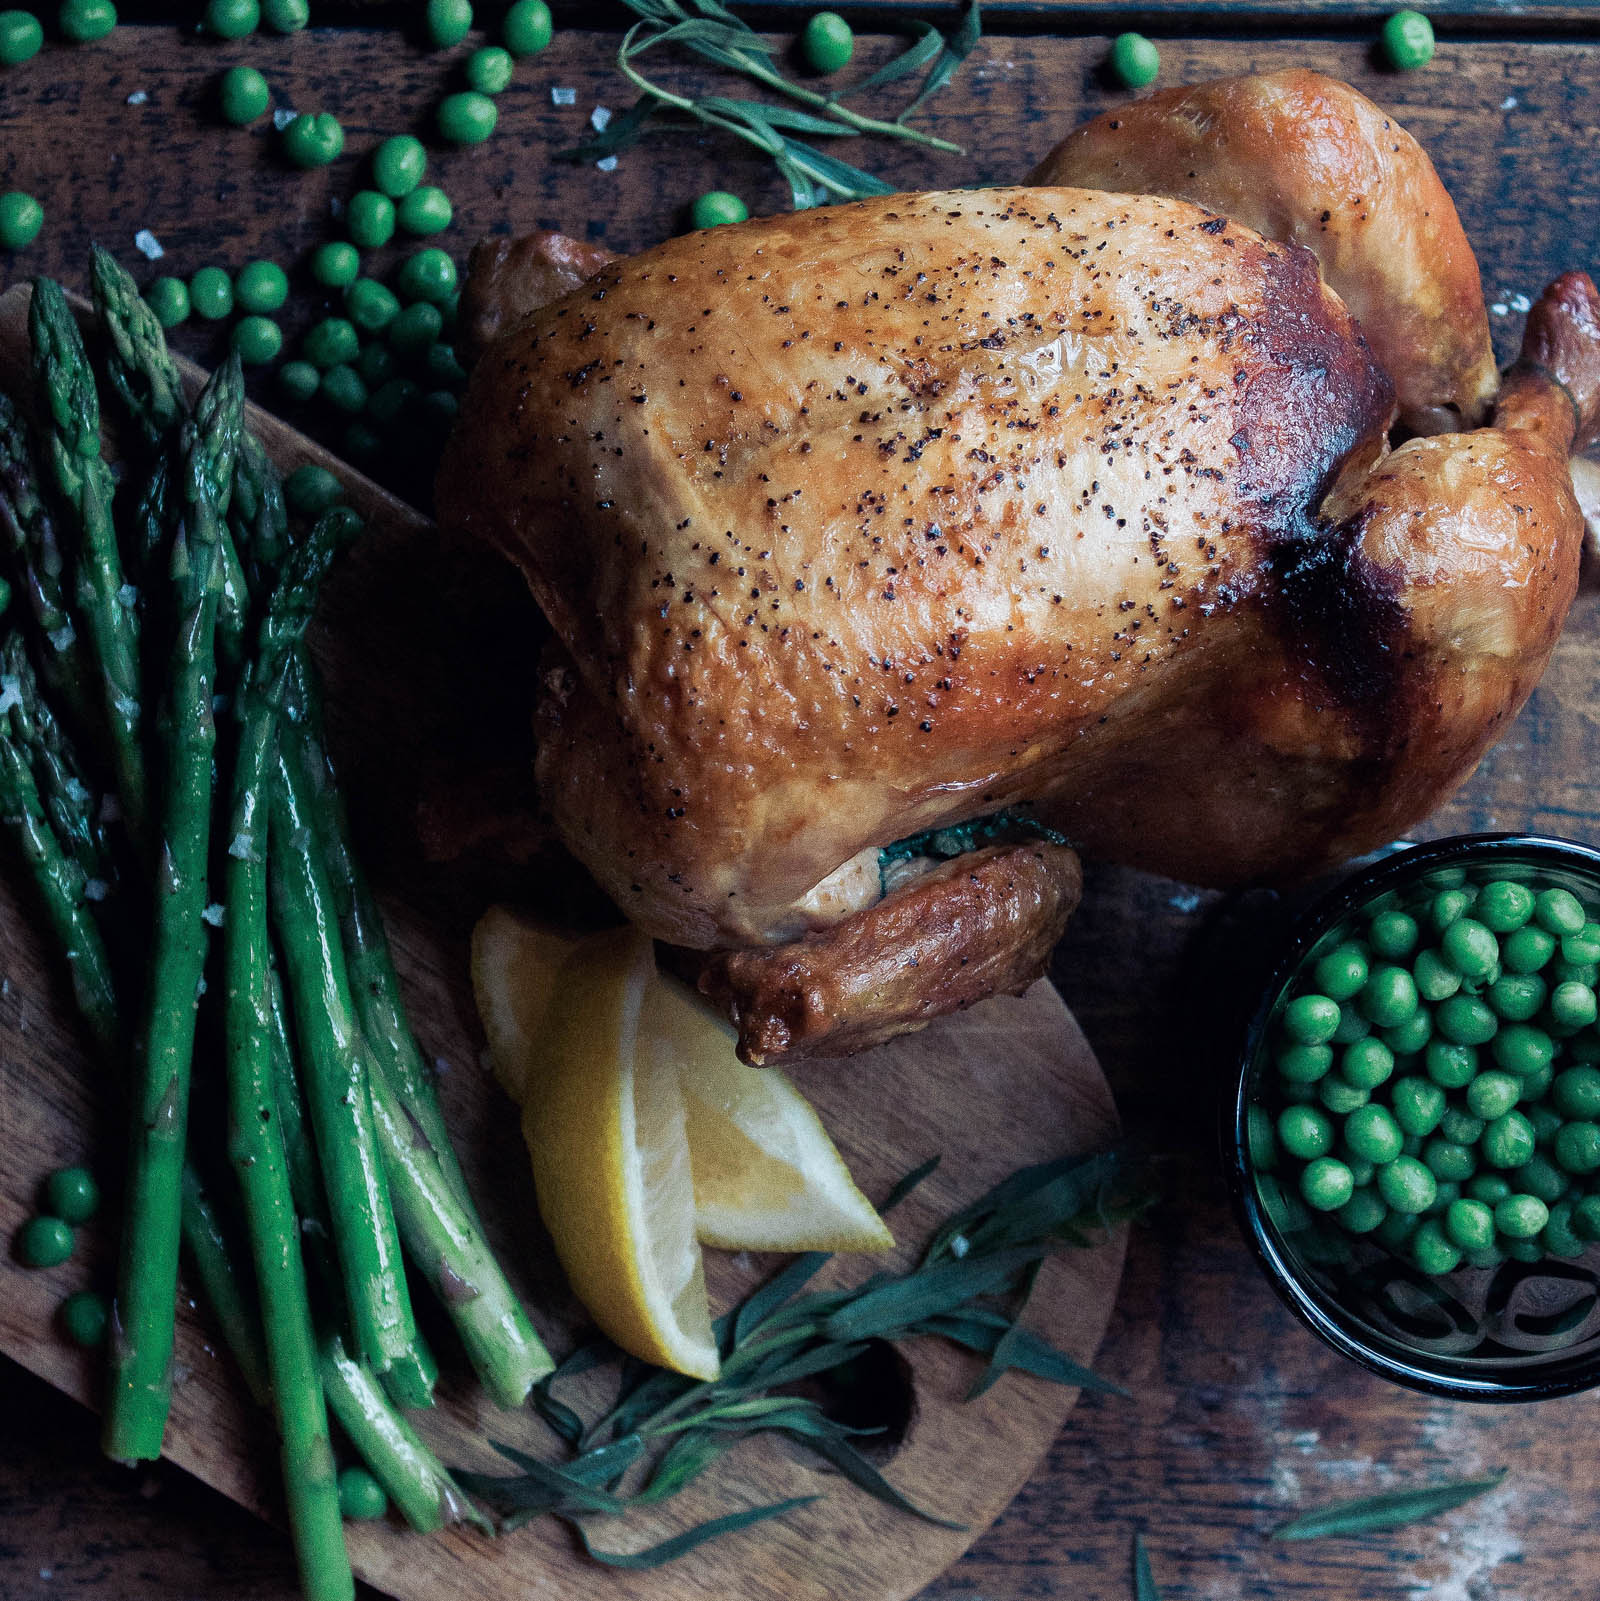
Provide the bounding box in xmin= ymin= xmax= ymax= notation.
xmin=1231 ymin=834 xmax=1600 ymax=1400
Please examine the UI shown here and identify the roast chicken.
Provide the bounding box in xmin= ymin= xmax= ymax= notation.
xmin=439 ymin=73 xmax=1600 ymax=1062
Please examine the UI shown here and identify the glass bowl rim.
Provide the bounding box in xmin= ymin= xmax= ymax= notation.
xmin=1225 ymin=831 xmax=1600 ymax=1403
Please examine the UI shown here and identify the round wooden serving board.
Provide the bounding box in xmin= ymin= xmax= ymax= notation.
xmin=0 ymin=284 xmax=1125 ymax=1601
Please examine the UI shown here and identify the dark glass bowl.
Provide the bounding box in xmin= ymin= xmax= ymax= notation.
xmin=1228 ymin=833 xmax=1600 ymax=1402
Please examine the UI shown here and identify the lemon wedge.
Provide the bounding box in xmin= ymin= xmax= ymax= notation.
xmin=470 ymin=907 xmax=892 ymax=1379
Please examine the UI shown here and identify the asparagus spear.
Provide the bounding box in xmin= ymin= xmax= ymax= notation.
xmin=232 ymin=430 xmax=290 ymax=584
xmin=268 ymin=739 xmax=434 ymax=1409
xmin=28 ymin=278 xmax=148 ymax=846
xmin=104 ymin=361 xmax=238 ymax=1463
xmin=224 ymin=515 xmax=359 ymax=1601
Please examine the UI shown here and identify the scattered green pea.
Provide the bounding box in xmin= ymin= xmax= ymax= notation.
xmin=1541 ymin=1199 xmax=1585 ymax=1258
xmin=1528 ymin=1102 xmax=1564 ymax=1146
xmin=501 ymin=0 xmax=550 ymax=55
xmin=232 ymin=315 xmax=282 ymax=365
xmin=1551 ymin=981 xmax=1599 ymax=1030
xmin=234 ymin=258 xmax=289 ymax=312
xmin=203 ymin=0 xmax=257 ymax=38
xmin=1338 ymin=1187 xmax=1388 ymax=1235
xmin=147 ymin=275 xmax=190 ymax=328
xmin=1301 ymin=1156 xmax=1355 ymax=1212
xmin=338 ymin=1464 xmax=389 ymax=1520
xmin=346 ymin=277 xmax=400 ymax=333
xmin=1467 ymin=1172 xmax=1512 ymax=1206
xmin=1441 ymin=917 xmax=1498 ymax=980
xmin=1465 ymin=1070 xmax=1520 ymax=1122
xmin=397 ymin=246 xmax=457 ymax=303
xmin=58 ymin=0 xmax=115 ymax=41
xmin=1330 ymin=1007 xmax=1372 ymax=1045
xmin=388 ymin=299 xmax=442 ymax=351
xmin=1509 ymin=1152 xmax=1566 ymax=1204
xmin=1108 ymin=29 xmax=1159 ymax=89
xmin=189 ymin=264 xmax=234 ymax=320
xmin=1341 ymin=1037 xmax=1393 ymax=1091
xmin=319 ymin=363 xmax=367 ymax=414
xmin=1368 ymin=910 xmax=1418 ymax=960
xmin=437 ymin=89 xmax=497 ymax=144
xmin=1374 ymin=1209 xmax=1417 ymax=1252
xmin=303 ymin=316 xmax=359 ymax=368
xmin=1379 ymin=9 xmax=1435 ymax=71
xmin=465 ymin=42 xmax=513 ymax=93
xmin=1436 ymin=994 xmax=1497 ymax=1047
xmin=16 ymin=1215 xmax=73 ymax=1267
xmin=1360 ymin=965 xmax=1418 ymax=1029
xmin=690 ymin=189 xmax=748 ymax=230
xmin=0 ymin=9 xmax=44 ymax=63
xmin=1314 ymin=943 xmax=1369 ymax=1002
xmin=1481 ymin=1109 xmax=1536 ymax=1170
xmin=1475 ymin=880 xmax=1535 ymax=933
xmin=1445 ymin=1197 xmax=1495 ymax=1252
xmin=1491 ymin=1023 xmax=1554 ymax=1079
xmin=1377 ymin=1155 xmax=1436 ymax=1215
xmin=1390 ymin=1075 xmax=1445 ymax=1138
xmin=260 ymin=0 xmax=307 ymax=31
xmin=425 ymin=0 xmax=471 ymax=48
xmin=1550 ymin=958 xmax=1599 ymax=989
xmin=1554 ymin=1120 xmax=1600 ymax=1174
xmin=278 ymin=359 xmax=320 ymax=404
xmin=1424 ymin=1040 xmax=1478 ymax=1090
xmin=310 ymin=240 xmax=360 ymax=289
xmin=357 ymin=342 xmax=397 ymax=387
xmin=1412 ymin=947 xmax=1462 ymax=1003
xmin=396 ymin=185 xmax=452 ymax=237
xmin=1485 ymin=972 xmax=1545 ymax=1022
xmin=44 ymin=1167 xmax=99 ymax=1224
xmin=800 ymin=10 xmax=853 ymax=74
xmin=1410 ymin=1217 xmax=1461 ymax=1275
xmin=367 ymin=376 xmax=418 ymax=425
xmin=1382 ymin=1008 xmax=1433 ymax=1058
xmin=1537 ymin=887 xmax=1587 ymax=936
xmin=419 ymin=388 xmax=459 ymax=427
xmin=59 ymin=1288 xmax=108 ymax=1346
xmin=284 ymin=463 xmax=343 ymax=516
xmin=1494 ymin=1192 xmax=1548 ymax=1239
xmin=423 ymin=341 xmax=465 ymax=386
xmin=1438 ymin=1106 xmax=1485 ymax=1146
xmin=1575 ymin=1193 xmax=1600 ymax=1241
xmin=1502 ymin=924 xmax=1557 ymax=973
xmin=1344 ymin=1103 xmax=1403 ymax=1165
xmin=1318 ymin=1075 xmax=1370 ymax=1115
xmin=1429 ymin=887 xmax=1474 ymax=934
xmin=372 ymin=135 xmax=427 ymax=201
xmin=347 ymin=189 xmax=396 ymax=250
xmin=1422 ymin=1136 xmax=1476 ymax=1183
xmin=0 ymin=190 xmax=43 ymax=250
xmin=1564 ymin=924 xmax=1600 ymax=966
xmin=282 ymin=110 xmax=344 ymax=167
xmin=1502 ymin=1236 xmax=1543 ymax=1263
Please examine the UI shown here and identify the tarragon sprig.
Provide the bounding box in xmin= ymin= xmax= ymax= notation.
xmin=565 ymin=0 xmax=982 ymax=210
xmin=456 ymin=1144 xmax=1152 ymax=1566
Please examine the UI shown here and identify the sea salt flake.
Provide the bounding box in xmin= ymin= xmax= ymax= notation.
xmin=202 ymin=902 xmax=226 ymax=927
xmin=0 ymin=676 xmax=20 ymax=717
xmin=228 ymin=830 xmax=255 ymax=860
xmin=48 ymin=622 xmax=76 ymax=652
xmin=134 ymin=229 xmax=164 ymax=260
xmin=590 ymin=105 xmax=612 ymax=131
xmin=596 ymin=155 xmax=619 ymax=173
xmin=1509 ymin=292 xmax=1531 ymax=314
xmin=949 ymin=1232 xmax=970 ymax=1258
xmin=119 ymin=583 xmax=139 ymax=608
xmin=84 ymin=879 xmax=110 ymax=902
xmin=1501 ymin=95 xmax=1518 ymax=110
xmin=1491 ymin=302 xmax=1509 ymax=317
xmin=1168 ymin=888 xmax=1202 ymax=913
xmin=551 ymin=86 xmax=577 ymax=105
xmin=274 ymin=108 xmax=298 ymax=130
xmin=126 ymin=90 xmax=148 ymax=105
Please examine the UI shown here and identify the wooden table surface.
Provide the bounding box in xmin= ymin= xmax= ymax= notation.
xmin=5 ymin=3 xmax=1600 ymax=1597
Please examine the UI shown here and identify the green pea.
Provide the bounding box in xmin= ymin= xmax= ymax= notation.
xmin=58 ymin=0 xmax=115 ymax=40
xmin=425 ymin=0 xmax=471 ymax=48
xmin=1486 ymin=972 xmax=1545 ymax=1022
xmin=1500 ymin=1236 xmax=1543 ymax=1263
xmin=284 ymin=464 xmax=343 ymax=516
xmin=1300 ymin=1156 xmax=1355 ymax=1213
xmin=1318 ymin=1076 xmax=1369 ymax=1115
xmin=338 ymin=1464 xmax=389 ymax=1520
xmin=1413 ymin=947 xmax=1462 ymax=1003
xmin=1467 ymin=1172 xmax=1513 ymax=1206
xmin=16 ymin=1214 xmax=73 ymax=1267
xmin=1466 ymin=1070 xmax=1520 ymax=1121
xmin=1340 ymin=1036 xmax=1393 ymax=1090
xmin=1108 ymin=29 xmax=1160 ymax=88
xmin=1312 ymin=943 xmax=1367 ymax=1002
xmin=1555 ymin=1120 xmax=1600 ymax=1175
xmin=58 ymin=1288 xmax=108 ymax=1346
xmin=1549 ymin=980 xmax=1598 ymax=1030
xmin=231 ymin=315 xmax=282 ymax=365
xmin=800 ymin=10 xmax=853 ymax=73
xmin=465 ymin=42 xmax=513 ymax=93
xmin=502 ymin=0 xmax=550 ymax=55
xmin=1436 ymin=994 xmax=1497 ymax=1046
xmin=221 ymin=66 xmax=273 ymax=128
xmin=345 ymin=277 xmax=400 ymax=334
xmin=1528 ymin=1103 xmax=1564 ymax=1146
xmin=357 ymin=342 xmax=397 ymax=387
xmin=437 ymin=89 xmax=497 ymax=144
xmin=260 ymin=0 xmax=307 ymax=31
xmin=1425 ymin=1040 xmax=1477 ymax=1090
xmin=1247 ymin=1104 xmax=1277 ymax=1171
xmin=1564 ymin=924 xmax=1600 ymax=966
xmin=0 ymin=190 xmax=44 ymax=250
xmin=1481 ymin=1109 xmax=1536 ymax=1170
xmin=1374 ymin=1208 xmax=1418 ymax=1253
xmin=1380 ymin=9 xmax=1434 ymax=71
xmin=311 ymin=241 xmax=360 ymax=289
xmin=690 ymin=190 xmax=748 ymax=230
xmin=147 ymin=275 xmax=190 ymax=328
xmin=367 ymin=376 xmax=419 ymax=425
xmin=373 ymin=135 xmax=427 ymax=200
xmin=1425 ymin=1178 xmax=1461 ymax=1217
xmin=1439 ymin=1106 xmax=1485 ymax=1146
xmin=419 ymin=388 xmax=459 ymax=428
xmin=439 ymin=290 xmax=460 ymax=329
xmin=1422 ymin=1137 xmax=1476 ymax=1184
xmin=278 ymin=359 xmax=320 ymax=404
xmin=203 ymin=0 xmax=257 ymax=37
xmin=1502 ymin=924 xmax=1557 ymax=974
xmin=1554 ymin=1064 xmax=1600 ymax=1120
xmin=1367 ymin=909 xmax=1418 ymax=960
xmin=234 ymin=259 xmax=288 ymax=312
xmin=1542 ymin=1199 xmax=1586 ymax=1258
xmin=1344 ymin=1153 xmax=1376 ymax=1189
xmin=1338 ymin=1186 xmax=1388 ymax=1235
xmin=1549 ymin=958 xmax=1599 ymax=988
xmin=1441 ymin=917 xmax=1498 ymax=980
xmin=282 ymin=110 xmax=345 ymax=167
xmin=1361 ymin=965 xmax=1420 ymax=1029
xmin=1429 ymin=887 xmax=1475 ymax=934
xmin=388 ymin=300 xmax=442 ymax=352
xmin=1475 ymin=880 xmax=1535 ymax=933
xmin=0 ymin=10 xmax=44 ymax=64
xmin=397 ymin=246 xmax=458 ymax=304
xmin=1537 ymin=887 xmax=1587 ymax=936
xmin=1390 ymin=1075 xmax=1445 ymax=1138
xmin=342 ymin=421 xmax=381 ymax=463
xmin=44 ymin=1166 xmax=99 ymax=1223
xmin=1382 ymin=1008 xmax=1433 ymax=1058
xmin=1444 ymin=1198 xmax=1495 ymax=1253
xmin=1330 ymin=1007 xmax=1372 ymax=1045
xmin=397 ymin=185 xmax=452 ymax=237
xmin=1574 ymin=1193 xmax=1600 ymax=1241
xmin=1491 ymin=1023 xmax=1554 ymax=1078
xmin=1517 ymin=1062 xmax=1554 ymax=1104
xmin=1509 ymin=1153 xmax=1567 ymax=1205
xmin=303 ymin=316 xmax=359 ymax=368
xmin=1377 ymin=1155 xmax=1436 ymax=1215
xmin=1344 ymin=1103 xmax=1403 ymax=1165
xmin=320 ymin=363 xmax=368 ymax=414
xmin=424 ymin=341 xmax=465 ymax=387
xmin=1277 ymin=1104 xmax=1333 ymax=1161
xmin=347 ymin=190 xmax=396 ymax=250
xmin=189 ymin=265 xmax=234 ymax=320
xmin=1494 ymin=1192 xmax=1548 ymax=1240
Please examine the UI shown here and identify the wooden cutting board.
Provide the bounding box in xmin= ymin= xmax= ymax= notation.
xmin=0 ymin=282 xmax=1125 ymax=1601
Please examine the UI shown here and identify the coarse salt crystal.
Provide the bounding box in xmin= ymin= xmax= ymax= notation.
xmin=0 ymin=676 xmax=20 ymax=717
xmin=551 ymin=86 xmax=577 ymax=105
xmin=1510 ymin=292 xmax=1531 ymax=314
xmin=202 ymin=903 xmax=226 ymax=926
xmin=434 ymin=1056 xmax=451 ymax=1076
xmin=84 ymin=879 xmax=110 ymax=902
xmin=596 ymin=155 xmax=619 ymax=173
xmin=48 ymin=622 xmax=76 ymax=652
xmin=1491 ymin=303 xmax=1509 ymax=317
xmin=274 ymin=108 xmax=298 ymax=131
xmin=126 ymin=90 xmax=148 ymax=106
xmin=134 ymin=229 xmax=164 ymax=260
xmin=1501 ymin=95 xmax=1518 ymax=110
xmin=228 ymin=830 xmax=254 ymax=860
xmin=590 ymin=105 xmax=612 ymax=131
xmin=119 ymin=583 xmax=139 ymax=608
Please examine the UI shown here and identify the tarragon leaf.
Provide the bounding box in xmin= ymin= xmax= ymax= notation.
xmin=1271 ymin=1472 xmax=1508 ymax=1541
xmin=899 ymin=0 xmax=982 ymax=122
xmin=567 ymin=1496 xmax=820 ymax=1567
xmin=1133 ymin=1531 xmax=1161 ymax=1600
